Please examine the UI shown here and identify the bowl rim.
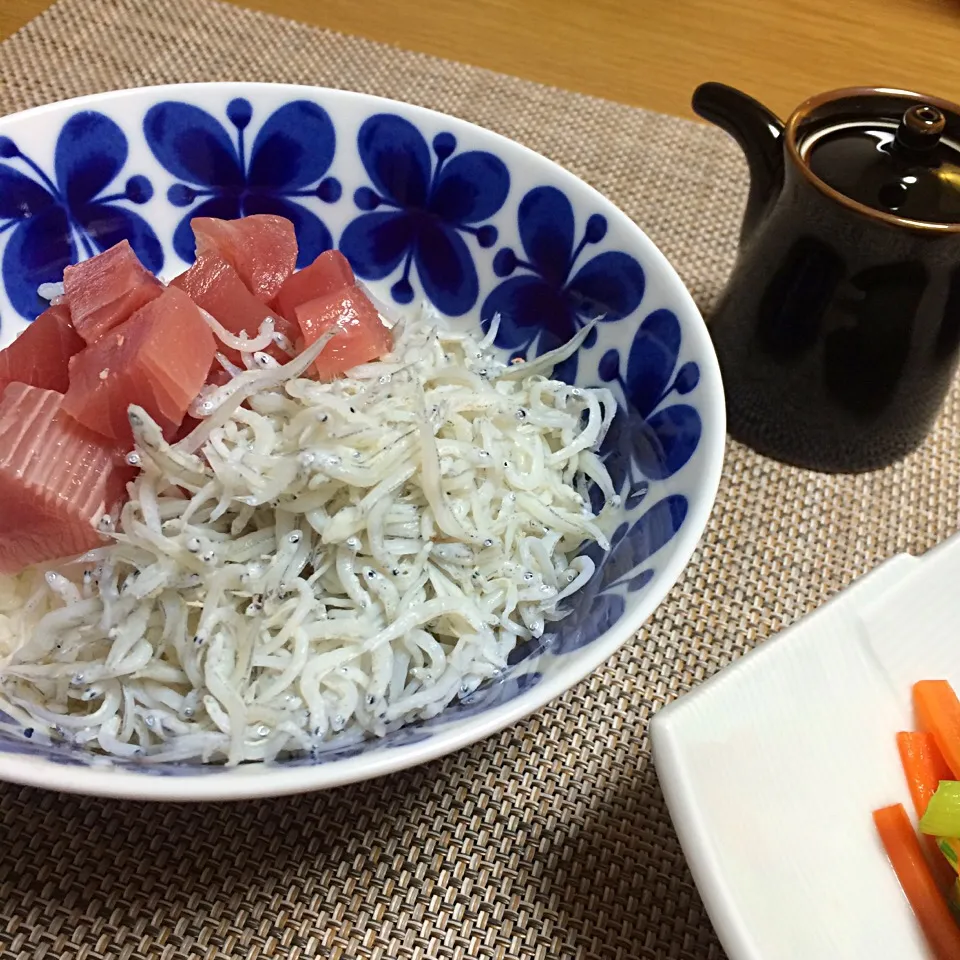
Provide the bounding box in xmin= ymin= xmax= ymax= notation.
xmin=0 ymin=81 xmax=726 ymax=801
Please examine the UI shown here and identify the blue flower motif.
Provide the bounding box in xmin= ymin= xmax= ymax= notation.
xmin=481 ymin=186 xmax=646 ymax=382
xmin=284 ymin=673 xmax=544 ymax=762
xmin=144 ymin=98 xmax=340 ymax=268
xmin=0 ymin=672 xmax=545 ymax=770
xmin=389 ymin=670 xmax=543 ymax=740
xmin=339 ymin=114 xmax=510 ymax=316
xmin=597 ymin=308 xmax=702 ymax=500
xmin=282 ymin=737 xmax=371 ymax=766
xmin=0 ymin=726 xmax=97 ymax=768
xmin=510 ymin=495 xmax=688 ymax=657
xmin=119 ymin=760 xmax=220 ymax=776
xmin=0 ymin=111 xmax=162 ymax=321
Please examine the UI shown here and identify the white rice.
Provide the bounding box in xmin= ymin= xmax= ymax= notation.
xmin=0 ymin=303 xmax=617 ymax=765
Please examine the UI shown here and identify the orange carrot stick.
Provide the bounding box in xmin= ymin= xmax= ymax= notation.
xmin=898 ymin=729 xmax=960 ymax=889
xmin=899 ymin=731 xmax=954 ymax=817
xmin=874 ymin=804 xmax=960 ymax=960
xmin=899 ymin=729 xmax=960 ymax=889
xmin=915 ymin=682 xmax=960 ymax=780
xmin=929 ymin=844 xmax=959 ymax=892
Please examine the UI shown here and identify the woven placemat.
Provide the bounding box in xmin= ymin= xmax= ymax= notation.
xmin=2 ymin=1 xmax=960 ymax=958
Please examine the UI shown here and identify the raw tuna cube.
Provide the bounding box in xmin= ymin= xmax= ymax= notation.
xmin=64 ymin=286 xmax=215 ymax=443
xmin=63 ymin=240 xmax=164 ymax=344
xmin=295 ymin=286 xmax=392 ymax=380
xmin=273 ymin=250 xmax=354 ymax=322
xmin=171 ymin=254 xmax=298 ymax=364
xmin=0 ymin=384 xmax=131 ymax=574
xmin=0 ymin=303 xmax=84 ymax=394
xmin=192 ymin=214 xmax=297 ymax=303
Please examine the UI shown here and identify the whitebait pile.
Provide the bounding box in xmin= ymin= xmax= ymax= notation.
xmin=0 ymin=305 xmax=619 ymax=765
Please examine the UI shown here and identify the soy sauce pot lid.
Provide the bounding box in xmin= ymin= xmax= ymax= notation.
xmin=795 ymin=92 xmax=960 ymax=225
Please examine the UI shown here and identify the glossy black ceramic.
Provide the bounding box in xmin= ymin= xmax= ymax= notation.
xmin=696 ymin=83 xmax=960 ymax=472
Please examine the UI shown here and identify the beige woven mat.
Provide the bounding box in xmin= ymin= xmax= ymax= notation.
xmin=2 ymin=1 xmax=960 ymax=958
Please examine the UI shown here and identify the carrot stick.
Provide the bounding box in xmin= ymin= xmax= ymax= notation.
xmin=897 ymin=730 xmax=953 ymax=817
xmin=874 ymin=803 xmax=960 ymax=960
xmin=931 ymin=840 xmax=960 ymax=892
xmin=899 ymin=731 xmax=955 ymax=817
xmin=897 ymin=729 xmax=958 ymax=888
xmin=927 ymin=839 xmax=960 ymax=891
xmin=915 ymin=682 xmax=960 ymax=780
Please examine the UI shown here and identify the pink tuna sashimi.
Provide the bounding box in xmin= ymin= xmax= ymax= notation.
xmin=63 ymin=240 xmax=164 ymax=344
xmin=192 ymin=215 xmax=298 ymax=303
xmin=64 ymin=286 xmax=215 ymax=444
xmin=295 ymin=286 xmax=393 ymax=381
xmin=171 ymin=254 xmax=299 ymax=365
xmin=273 ymin=250 xmax=355 ymax=323
xmin=0 ymin=303 xmax=84 ymax=394
xmin=0 ymin=383 xmax=132 ymax=575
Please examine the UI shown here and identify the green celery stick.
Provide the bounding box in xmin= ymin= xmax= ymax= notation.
xmin=938 ymin=837 xmax=960 ymax=872
xmin=949 ymin=878 xmax=960 ymax=925
xmin=920 ymin=781 xmax=960 ymax=836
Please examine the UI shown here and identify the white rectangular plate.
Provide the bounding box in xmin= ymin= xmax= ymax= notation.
xmin=650 ymin=545 xmax=960 ymax=960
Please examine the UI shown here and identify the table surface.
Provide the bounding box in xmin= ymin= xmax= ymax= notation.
xmin=3 ymin=0 xmax=960 ymax=120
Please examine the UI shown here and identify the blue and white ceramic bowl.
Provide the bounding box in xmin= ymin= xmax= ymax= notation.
xmin=0 ymin=83 xmax=724 ymax=801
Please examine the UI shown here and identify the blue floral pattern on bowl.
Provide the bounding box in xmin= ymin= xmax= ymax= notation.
xmin=0 ymin=84 xmax=723 ymax=796
xmin=599 ymin=307 xmax=703 ymax=496
xmin=386 ymin=670 xmax=544 ymax=743
xmin=286 ymin=672 xmax=544 ymax=762
xmin=143 ymin=97 xmax=341 ymax=267
xmin=481 ymin=185 xmax=646 ymax=382
xmin=339 ymin=114 xmax=509 ymax=316
xmin=0 ymin=111 xmax=162 ymax=320
xmin=546 ymin=496 xmax=687 ymax=654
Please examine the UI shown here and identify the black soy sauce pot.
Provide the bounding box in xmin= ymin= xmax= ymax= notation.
xmin=694 ymin=83 xmax=960 ymax=472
